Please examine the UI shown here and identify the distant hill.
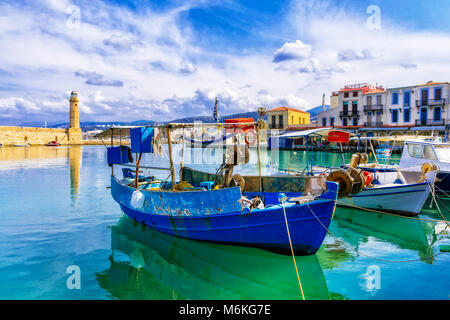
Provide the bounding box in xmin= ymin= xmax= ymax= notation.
xmin=170 ymin=111 xmax=266 ymax=123
xmin=306 ymin=105 xmax=330 ymax=116
xmin=19 ymin=111 xmax=265 ymax=131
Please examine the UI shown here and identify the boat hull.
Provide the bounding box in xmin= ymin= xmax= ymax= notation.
xmin=338 ymin=182 xmax=431 ymax=216
xmin=347 ymin=166 xmax=450 ymax=194
xmin=111 ymin=176 xmax=336 ymax=255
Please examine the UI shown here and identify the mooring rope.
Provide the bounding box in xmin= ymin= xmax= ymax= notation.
xmin=306 ymin=203 xmax=445 ymax=263
xmin=281 ymin=200 xmax=305 ymax=300
xmin=427 ymin=182 xmax=450 ymax=230
xmin=433 ymin=184 xmax=450 ymax=199
xmin=335 ymin=200 xmax=446 ymax=223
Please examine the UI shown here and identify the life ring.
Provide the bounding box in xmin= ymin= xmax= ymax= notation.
xmin=362 ymin=171 xmax=374 ymax=187
xmin=244 ymin=130 xmax=257 ymax=146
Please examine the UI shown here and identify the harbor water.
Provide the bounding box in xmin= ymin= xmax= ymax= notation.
xmin=0 ymin=145 xmax=449 ymax=300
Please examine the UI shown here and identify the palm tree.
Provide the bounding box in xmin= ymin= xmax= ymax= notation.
xmin=257 ymin=106 xmax=267 ymax=119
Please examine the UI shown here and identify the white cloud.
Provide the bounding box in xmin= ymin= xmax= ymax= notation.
xmin=273 ymin=40 xmax=312 ymax=63
xmin=0 ymin=0 xmax=449 ymax=125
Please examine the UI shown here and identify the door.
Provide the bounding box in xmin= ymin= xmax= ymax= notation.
xmin=420 ymin=108 xmax=427 ymax=125
xmin=367 ymin=111 xmax=372 ymax=125
xmin=367 ymin=96 xmax=372 ymax=107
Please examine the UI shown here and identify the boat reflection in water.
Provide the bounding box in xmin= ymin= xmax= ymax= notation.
xmin=331 ymin=206 xmax=441 ymax=264
xmin=96 ymin=216 xmax=331 ymax=300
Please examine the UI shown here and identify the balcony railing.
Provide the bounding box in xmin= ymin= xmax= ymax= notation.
xmin=415 ymin=99 xmax=446 ymax=107
xmin=415 ymin=119 xmax=446 ymax=126
xmin=339 ymin=110 xmax=359 ymax=118
xmin=364 ymin=122 xmax=384 ymax=127
xmin=363 ymin=104 xmax=384 ymax=112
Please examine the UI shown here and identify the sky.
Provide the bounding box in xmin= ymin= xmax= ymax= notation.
xmin=0 ymin=0 xmax=449 ymax=125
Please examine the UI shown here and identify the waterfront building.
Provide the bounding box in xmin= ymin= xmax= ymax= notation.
xmin=267 ymin=106 xmax=310 ymax=130
xmin=318 ymin=83 xmax=385 ymax=129
xmin=317 ymin=81 xmax=450 ymax=137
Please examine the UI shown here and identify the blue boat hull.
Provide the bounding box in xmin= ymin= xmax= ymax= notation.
xmin=435 ymin=172 xmax=450 ymax=193
xmin=111 ymin=176 xmax=337 ymax=255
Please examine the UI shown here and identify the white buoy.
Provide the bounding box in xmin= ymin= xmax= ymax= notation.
xmin=130 ymin=190 xmax=145 ymax=209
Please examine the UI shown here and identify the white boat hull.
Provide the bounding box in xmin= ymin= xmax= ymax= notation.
xmin=339 ymin=182 xmax=431 ymax=216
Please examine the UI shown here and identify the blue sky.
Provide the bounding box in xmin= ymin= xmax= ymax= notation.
xmin=0 ymin=0 xmax=449 ymax=125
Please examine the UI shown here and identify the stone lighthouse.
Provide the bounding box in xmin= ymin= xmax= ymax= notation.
xmin=68 ymin=91 xmax=82 ymax=142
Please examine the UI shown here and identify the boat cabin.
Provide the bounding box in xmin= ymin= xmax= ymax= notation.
xmin=399 ymin=138 xmax=450 ymax=171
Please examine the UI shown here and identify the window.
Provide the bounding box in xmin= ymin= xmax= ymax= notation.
xmin=435 ymin=146 xmax=450 ymax=163
xmin=271 ymin=115 xmax=276 ymax=128
xmin=291 ymin=115 xmax=294 ymax=124
xmin=330 ymin=117 xmax=335 ymax=126
xmin=434 ymin=107 xmax=442 ymax=121
xmin=352 ymin=101 xmax=358 ymax=112
xmin=343 ymin=118 xmax=348 ymax=126
xmin=376 ymin=95 xmax=382 ymax=105
xmin=403 ymin=91 xmax=411 ymax=106
xmin=391 ymin=109 xmax=398 ymax=123
xmin=353 ymin=91 xmax=358 ymax=97
xmin=322 ymin=118 xmax=327 ymax=126
xmin=407 ymin=143 xmax=423 ymax=159
xmin=352 ymin=118 xmax=358 ymax=126
xmin=343 ymin=101 xmax=349 ymax=110
xmin=421 ymin=89 xmax=429 ymax=103
xmin=423 ymin=145 xmax=437 ymax=160
xmin=404 ymin=108 xmax=411 ymax=122
xmin=434 ymin=88 xmax=442 ymax=101
xmin=344 ymin=92 xmax=349 ymax=98
xmin=278 ymin=115 xmax=283 ymax=128
xmin=392 ymin=92 xmax=399 ymax=105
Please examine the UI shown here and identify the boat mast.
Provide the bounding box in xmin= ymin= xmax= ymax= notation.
xmin=167 ymin=124 xmax=176 ymax=191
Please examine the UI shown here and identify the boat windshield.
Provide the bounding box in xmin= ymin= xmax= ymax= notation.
xmin=434 ymin=145 xmax=450 ymax=163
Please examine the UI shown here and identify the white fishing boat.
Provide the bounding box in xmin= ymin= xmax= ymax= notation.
xmin=336 ymin=163 xmax=436 ymax=216
xmin=347 ymin=136 xmax=450 ymax=195
xmin=13 ymin=143 xmax=31 ymax=147
xmin=271 ymin=129 xmax=438 ymax=216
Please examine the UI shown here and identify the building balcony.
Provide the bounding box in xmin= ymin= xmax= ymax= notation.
xmin=414 ymin=119 xmax=447 ymax=126
xmin=364 ymin=121 xmax=384 ymax=127
xmin=363 ymin=104 xmax=384 ymax=112
xmin=339 ymin=111 xmax=359 ymax=118
xmin=269 ymin=123 xmax=285 ymax=129
xmin=415 ymin=99 xmax=446 ymax=107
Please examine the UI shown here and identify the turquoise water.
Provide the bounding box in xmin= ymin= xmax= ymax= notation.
xmin=0 ymin=146 xmax=448 ymax=300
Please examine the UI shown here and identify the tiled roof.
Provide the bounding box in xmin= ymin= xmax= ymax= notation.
xmin=363 ymin=89 xmax=386 ymax=95
xmin=268 ymin=106 xmax=309 ymax=114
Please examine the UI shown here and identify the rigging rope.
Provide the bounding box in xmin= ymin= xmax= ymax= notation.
xmin=281 ymin=200 xmax=305 ymax=300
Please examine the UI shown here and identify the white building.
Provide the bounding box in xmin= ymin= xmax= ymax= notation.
xmin=318 ymin=83 xmax=385 ymax=128
xmin=318 ymin=81 xmax=449 ymax=137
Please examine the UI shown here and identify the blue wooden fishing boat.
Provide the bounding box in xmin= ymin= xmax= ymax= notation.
xmin=105 ymin=123 xmax=339 ymax=255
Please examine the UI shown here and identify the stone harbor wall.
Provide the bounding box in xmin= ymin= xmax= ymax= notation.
xmin=0 ymin=126 xmax=74 ymax=145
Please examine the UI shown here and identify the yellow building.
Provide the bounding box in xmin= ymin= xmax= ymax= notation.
xmin=267 ymin=106 xmax=310 ymax=129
